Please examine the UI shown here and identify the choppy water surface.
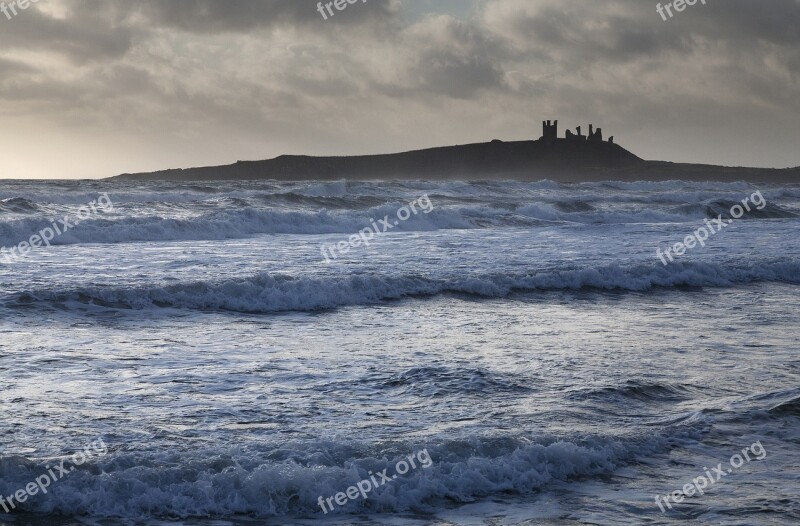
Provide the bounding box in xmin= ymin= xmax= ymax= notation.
xmin=1 ymin=179 xmax=799 ymax=525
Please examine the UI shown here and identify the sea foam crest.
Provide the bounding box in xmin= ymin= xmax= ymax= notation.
xmin=11 ymin=259 xmax=800 ymax=313
xmin=0 ymin=429 xmax=691 ymax=518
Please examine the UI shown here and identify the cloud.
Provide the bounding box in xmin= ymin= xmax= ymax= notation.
xmin=0 ymin=1 xmax=134 ymax=62
xmin=0 ymin=0 xmax=799 ymax=178
xmin=132 ymin=0 xmax=401 ymax=32
xmin=403 ymin=15 xmax=509 ymax=97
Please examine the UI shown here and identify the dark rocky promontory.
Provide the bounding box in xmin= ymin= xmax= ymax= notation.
xmin=111 ymin=121 xmax=800 ymax=183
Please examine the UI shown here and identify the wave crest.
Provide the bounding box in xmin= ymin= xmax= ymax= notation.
xmin=9 ymin=260 xmax=800 ymax=314
xmin=0 ymin=429 xmax=688 ymax=518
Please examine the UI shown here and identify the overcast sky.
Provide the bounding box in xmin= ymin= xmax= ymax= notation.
xmin=1 ymin=0 xmax=798 ymax=179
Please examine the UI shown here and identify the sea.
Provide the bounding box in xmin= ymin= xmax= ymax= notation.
xmin=1 ymin=179 xmax=798 ymax=525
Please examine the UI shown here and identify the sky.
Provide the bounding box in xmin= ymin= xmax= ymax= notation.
xmin=0 ymin=0 xmax=798 ymax=179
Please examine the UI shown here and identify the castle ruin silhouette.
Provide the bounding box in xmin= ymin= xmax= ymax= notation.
xmin=541 ymin=120 xmax=614 ymax=144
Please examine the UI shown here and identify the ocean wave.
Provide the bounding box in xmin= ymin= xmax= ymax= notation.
xmin=1 ymin=178 xmax=799 ymax=246
xmin=2 ymin=178 xmax=798 ymax=203
xmin=0 ymin=197 xmax=40 ymax=214
xmin=2 ymin=198 xmax=797 ymax=247
xmin=0 ymin=430 xmax=691 ymax=518
xmin=8 ymin=260 xmax=800 ymax=314
xmin=704 ymin=200 xmax=798 ymax=219
xmin=374 ymin=366 xmax=533 ymax=397
xmin=769 ymin=396 xmax=800 ymax=417
xmin=567 ymin=380 xmax=703 ymax=403
xmin=763 ymin=388 xmax=800 ymax=418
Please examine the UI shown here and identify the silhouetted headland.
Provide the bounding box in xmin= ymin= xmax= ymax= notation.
xmin=111 ymin=121 xmax=800 ymax=183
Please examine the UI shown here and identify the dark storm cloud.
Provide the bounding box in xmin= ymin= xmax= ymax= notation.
xmin=414 ymin=53 xmax=506 ymax=98
xmin=0 ymin=0 xmax=399 ymax=63
xmin=480 ymin=1 xmax=800 ymax=125
xmin=696 ymin=0 xmax=800 ymax=45
xmin=0 ymin=3 xmax=133 ymax=62
xmin=404 ymin=16 xmax=510 ymax=98
xmin=485 ymin=0 xmax=800 ymax=63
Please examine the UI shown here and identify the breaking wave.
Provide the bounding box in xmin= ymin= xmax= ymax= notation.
xmin=0 ymin=200 xmax=797 ymax=247
xmin=0 ymin=428 xmax=695 ymax=519
xmin=9 ymin=259 xmax=800 ymax=314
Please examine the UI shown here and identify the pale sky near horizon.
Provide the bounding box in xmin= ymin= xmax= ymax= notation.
xmin=1 ymin=0 xmax=799 ymax=179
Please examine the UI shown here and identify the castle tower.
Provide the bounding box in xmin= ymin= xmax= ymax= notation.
xmin=541 ymin=120 xmax=558 ymax=142
xmin=588 ymin=125 xmax=603 ymax=142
